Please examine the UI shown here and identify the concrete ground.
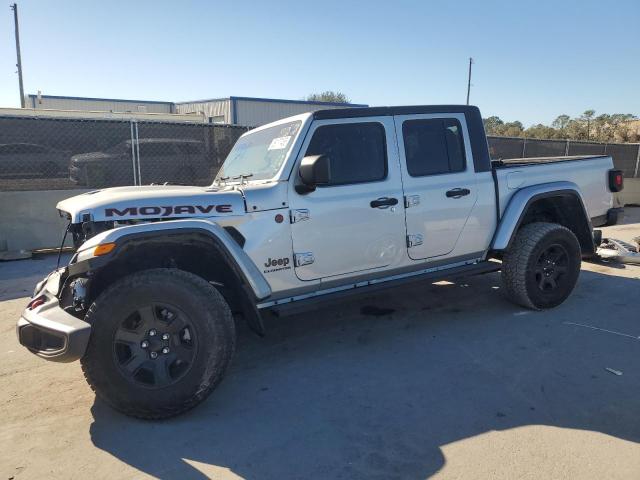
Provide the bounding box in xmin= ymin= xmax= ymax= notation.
xmin=1 ymin=210 xmax=639 ymax=480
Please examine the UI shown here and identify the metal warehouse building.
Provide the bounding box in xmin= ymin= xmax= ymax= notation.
xmin=26 ymin=94 xmax=176 ymax=114
xmin=24 ymin=94 xmax=367 ymax=126
xmin=175 ymin=96 xmax=367 ymax=126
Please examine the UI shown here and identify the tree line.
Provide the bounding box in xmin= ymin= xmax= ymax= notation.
xmin=484 ymin=110 xmax=639 ymax=143
xmin=305 ymin=94 xmax=639 ymax=144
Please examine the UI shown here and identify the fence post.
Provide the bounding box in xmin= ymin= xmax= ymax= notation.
xmin=129 ymin=120 xmax=138 ymax=185
xmin=634 ymin=144 xmax=640 ymax=178
xmin=565 ymin=139 xmax=570 ymax=156
xmin=522 ymin=138 xmax=527 ymax=158
xmin=134 ymin=122 xmax=141 ymax=185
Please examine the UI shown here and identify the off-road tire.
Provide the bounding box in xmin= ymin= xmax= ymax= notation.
xmin=502 ymin=222 xmax=581 ymax=310
xmin=80 ymin=268 xmax=235 ymax=419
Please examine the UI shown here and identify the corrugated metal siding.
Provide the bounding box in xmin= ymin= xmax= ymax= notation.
xmin=30 ymin=97 xmax=173 ymax=114
xmin=0 ymin=107 xmax=206 ymax=123
xmin=175 ymin=100 xmax=230 ymax=122
xmin=235 ymin=99 xmax=349 ymax=126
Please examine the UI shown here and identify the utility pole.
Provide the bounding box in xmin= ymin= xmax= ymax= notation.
xmin=466 ymin=57 xmax=473 ymax=105
xmin=10 ymin=3 xmax=25 ymax=108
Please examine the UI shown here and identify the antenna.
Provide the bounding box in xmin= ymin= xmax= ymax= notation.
xmin=466 ymin=57 xmax=474 ymax=105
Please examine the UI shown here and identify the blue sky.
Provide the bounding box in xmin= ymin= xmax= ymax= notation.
xmin=1 ymin=0 xmax=638 ymax=126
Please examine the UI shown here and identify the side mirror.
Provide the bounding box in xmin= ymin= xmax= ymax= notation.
xmin=296 ymin=154 xmax=330 ymax=193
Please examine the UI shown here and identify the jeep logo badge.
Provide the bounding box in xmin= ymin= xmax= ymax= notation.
xmin=263 ymin=257 xmax=291 ymax=273
xmin=264 ymin=257 xmax=290 ymax=268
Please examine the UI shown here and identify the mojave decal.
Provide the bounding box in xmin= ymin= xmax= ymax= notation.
xmin=105 ymin=204 xmax=233 ymax=217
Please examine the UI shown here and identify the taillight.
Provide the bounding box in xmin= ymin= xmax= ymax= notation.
xmin=608 ymin=169 xmax=623 ymax=192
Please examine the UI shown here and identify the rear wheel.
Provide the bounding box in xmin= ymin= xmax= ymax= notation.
xmin=81 ymin=268 xmax=235 ymax=419
xmin=502 ymin=222 xmax=582 ymax=309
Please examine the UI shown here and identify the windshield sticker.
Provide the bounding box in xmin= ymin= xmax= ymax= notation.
xmin=279 ymin=123 xmax=300 ymax=137
xmin=267 ymin=136 xmax=291 ymax=150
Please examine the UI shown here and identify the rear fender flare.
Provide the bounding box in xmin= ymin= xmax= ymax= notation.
xmin=491 ymin=181 xmax=594 ymax=254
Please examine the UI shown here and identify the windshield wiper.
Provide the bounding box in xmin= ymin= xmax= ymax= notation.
xmin=214 ymin=175 xmax=230 ymax=186
xmin=215 ymin=173 xmax=253 ymax=187
xmin=231 ymin=173 xmax=254 ymax=185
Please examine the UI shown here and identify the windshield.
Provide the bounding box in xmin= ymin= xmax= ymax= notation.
xmin=215 ymin=120 xmax=302 ymax=182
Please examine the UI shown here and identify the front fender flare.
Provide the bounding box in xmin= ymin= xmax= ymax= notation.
xmin=73 ymin=219 xmax=271 ymax=301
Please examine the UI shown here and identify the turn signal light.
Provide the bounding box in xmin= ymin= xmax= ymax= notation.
xmin=93 ymin=242 xmax=116 ymax=256
xmin=608 ymin=169 xmax=624 ymax=192
xmin=28 ymin=295 xmax=46 ymax=310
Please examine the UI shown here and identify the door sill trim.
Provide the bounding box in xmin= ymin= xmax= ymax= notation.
xmin=258 ymin=258 xmax=499 ymax=310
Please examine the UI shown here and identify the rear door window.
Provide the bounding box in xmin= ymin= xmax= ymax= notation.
xmin=402 ymin=119 xmax=466 ymax=176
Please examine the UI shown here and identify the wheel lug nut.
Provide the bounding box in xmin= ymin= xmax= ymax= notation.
xmin=162 ymin=333 xmax=170 ymax=340
xmin=149 ymin=329 xmax=157 ymax=337
xmin=141 ymin=340 xmax=149 ymax=349
xmin=150 ymin=351 xmax=158 ymax=359
xmin=162 ymin=347 xmax=170 ymax=354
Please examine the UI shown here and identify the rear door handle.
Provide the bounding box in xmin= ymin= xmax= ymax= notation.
xmin=370 ymin=197 xmax=399 ymax=209
xmin=446 ymin=188 xmax=471 ymax=198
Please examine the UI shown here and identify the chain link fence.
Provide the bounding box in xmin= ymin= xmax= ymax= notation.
xmin=0 ymin=115 xmax=248 ymax=191
xmin=1 ymin=115 xmax=639 ymax=192
xmin=488 ymin=136 xmax=640 ymax=178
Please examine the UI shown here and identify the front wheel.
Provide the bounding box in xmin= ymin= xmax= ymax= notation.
xmin=81 ymin=268 xmax=235 ymax=419
xmin=501 ymin=222 xmax=582 ymax=309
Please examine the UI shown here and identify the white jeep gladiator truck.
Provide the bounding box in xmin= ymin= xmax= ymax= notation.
xmin=17 ymin=105 xmax=624 ymax=419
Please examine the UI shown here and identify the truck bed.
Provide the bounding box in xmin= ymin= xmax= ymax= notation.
xmin=492 ymin=155 xmax=615 ymax=222
xmin=493 ymin=154 xmax=608 ymax=168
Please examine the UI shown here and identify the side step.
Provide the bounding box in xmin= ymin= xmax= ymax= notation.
xmin=264 ymin=260 xmax=501 ymax=316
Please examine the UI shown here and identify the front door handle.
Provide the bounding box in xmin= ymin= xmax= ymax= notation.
xmin=446 ymin=188 xmax=471 ymax=198
xmin=370 ymin=197 xmax=399 ymax=209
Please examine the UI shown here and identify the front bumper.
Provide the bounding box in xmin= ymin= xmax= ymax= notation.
xmin=16 ymin=275 xmax=91 ymax=363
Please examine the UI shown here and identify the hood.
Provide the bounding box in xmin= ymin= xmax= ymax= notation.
xmin=57 ymin=185 xmax=246 ymax=223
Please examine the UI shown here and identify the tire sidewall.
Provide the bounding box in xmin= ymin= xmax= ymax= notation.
xmin=82 ymin=269 xmax=234 ymax=415
xmin=524 ymin=228 xmax=581 ymax=308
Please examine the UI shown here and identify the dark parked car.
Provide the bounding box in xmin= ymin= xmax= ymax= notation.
xmin=0 ymin=143 xmax=71 ymax=178
xmin=69 ymin=138 xmax=210 ymax=187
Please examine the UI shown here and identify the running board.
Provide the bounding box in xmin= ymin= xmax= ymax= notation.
xmin=258 ymin=260 xmax=501 ymax=314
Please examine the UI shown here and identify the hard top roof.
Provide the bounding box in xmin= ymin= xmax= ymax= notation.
xmin=313 ymin=104 xmax=480 ymax=120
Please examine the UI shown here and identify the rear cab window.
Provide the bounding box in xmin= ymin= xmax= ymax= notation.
xmin=304 ymin=122 xmax=387 ymax=186
xmin=402 ymin=118 xmax=466 ymax=176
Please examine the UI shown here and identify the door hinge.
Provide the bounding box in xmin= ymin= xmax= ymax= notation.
xmin=404 ymin=195 xmax=420 ymax=208
xmin=294 ymin=252 xmax=315 ymax=267
xmin=290 ymin=209 xmax=310 ymax=223
xmin=406 ymin=234 xmax=424 ymax=248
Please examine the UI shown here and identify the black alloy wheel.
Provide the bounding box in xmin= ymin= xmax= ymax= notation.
xmin=533 ymin=243 xmax=569 ymax=293
xmin=113 ymin=304 xmax=197 ymax=388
